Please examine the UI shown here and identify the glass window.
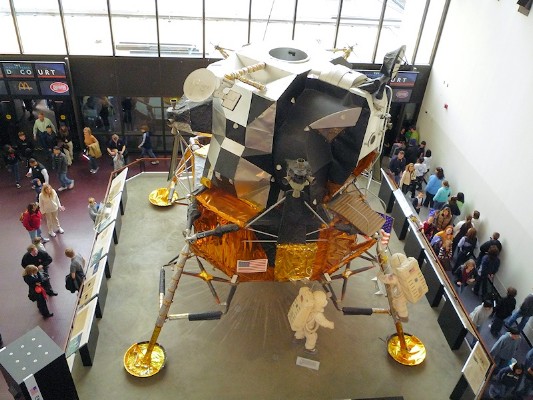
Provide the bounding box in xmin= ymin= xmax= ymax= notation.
xmin=119 ymin=97 xmax=165 ymax=152
xmin=13 ymin=0 xmax=66 ymax=55
xmin=80 ymin=96 xmax=120 ymax=133
xmin=109 ymin=0 xmax=158 ymax=57
xmin=205 ymin=0 xmax=249 ymax=58
xmin=62 ymin=0 xmax=113 ymax=56
xmin=158 ymin=0 xmax=203 ymax=57
xmin=250 ymin=0 xmax=295 ymax=43
xmin=336 ymin=0 xmax=382 ymax=62
xmin=415 ymin=0 xmax=446 ymax=64
xmin=0 ymin=0 xmax=20 ymax=54
xmin=375 ymin=0 xmax=426 ymax=64
xmin=294 ymin=0 xmax=339 ymax=49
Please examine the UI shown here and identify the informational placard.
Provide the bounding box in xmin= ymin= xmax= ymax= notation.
xmin=107 ymin=167 xmax=128 ymax=202
xmin=78 ymin=270 xmax=104 ymax=308
xmin=65 ymin=333 xmax=82 ymax=358
xmin=86 ymin=255 xmax=107 ymax=280
xmin=69 ymin=297 xmax=98 ymax=349
xmin=462 ymin=341 xmax=492 ymax=394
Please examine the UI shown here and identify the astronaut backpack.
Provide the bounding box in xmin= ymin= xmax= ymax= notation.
xmin=288 ymin=287 xmax=314 ymax=331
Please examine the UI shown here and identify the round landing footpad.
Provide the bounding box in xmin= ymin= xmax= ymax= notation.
xmin=124 ymin=341 xmax=166 ymax=377
xmin=149 ymin=188 xmax=178 ymax=207
xmin=387 ymin=333 xmax=426 ymax=366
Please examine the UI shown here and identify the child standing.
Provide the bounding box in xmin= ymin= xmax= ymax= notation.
xmin=412 ymin=192 xmax=424 ymax=214
xmin=88 ymin=197 xmax=101 ymax=222
xmin=33 ymin=236 xmax=47 ymax=252
xmin=32 ymin=178 xmax=43 ymax=202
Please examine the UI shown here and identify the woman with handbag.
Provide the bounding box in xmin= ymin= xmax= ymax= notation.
xmin=23 ymin=265 xmax=54 ymax=318
xmin=83 ymin=127 xmax=101 ymax=173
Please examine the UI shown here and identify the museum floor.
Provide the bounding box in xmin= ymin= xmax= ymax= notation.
xmin=0 ymin=156 xmax=527 ymax=399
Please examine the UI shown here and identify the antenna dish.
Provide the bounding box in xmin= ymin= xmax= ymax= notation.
xmin=183 ymin=68 xmax=218 ymax=102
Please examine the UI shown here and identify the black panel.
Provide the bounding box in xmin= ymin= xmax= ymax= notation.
xmin=437 ymin=295 xmax=468 ymax=350
xmin=450 ymin=374 xmax=476 ymax=400
xmin=278 ymin=195 xmax=310 ymax=244
xmin=391 ymin=201 xmax=409 ymax=240
xmin=159 ymin=58 xmax=211 ymax=97
xmin=225 ymin=122 xmax=246 ymax=145
xmin=116 ymin=58 xmax=160 ymax=95
xmin=69 ymin=56 xmax=213 ymax=96
xmin=403 ymin=229 xmax=425 ymax=263
xmin=378 ymin=177 xmax=395 ymax=213
xmin=421 ymin=259 xmax=444 ymax=307
xmin=242 ymin=153 xmax=274 ymax=175
xmin=248 ymin=93 xmax=274 ymax=124
xmin=69 ymin=57 xmax=118 ymax=95
xmin=0 ymin=327 xmax=78 ymax=399
xmin=273 ymin=71 xmax=307 ymax=133
xmin=214 ymin=148 xmax=240 ymax=179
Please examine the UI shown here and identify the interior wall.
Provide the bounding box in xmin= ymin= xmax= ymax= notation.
xmin=417 ymin=0 xmax=533 ymax=340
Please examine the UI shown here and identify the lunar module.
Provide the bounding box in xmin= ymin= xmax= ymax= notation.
xmin=124 ymin=41 xmax=428 ymax=377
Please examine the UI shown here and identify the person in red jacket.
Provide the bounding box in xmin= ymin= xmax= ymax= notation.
xmin=21 ymin=203 xmax=49 ymax=243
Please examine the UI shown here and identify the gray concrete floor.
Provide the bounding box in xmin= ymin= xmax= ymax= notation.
xmin=70 ymin=173 xmax=469 ymax=400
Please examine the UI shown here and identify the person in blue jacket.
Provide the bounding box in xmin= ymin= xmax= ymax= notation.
xmin=138 ymin=125 xmax=159 ymax=165
xmin=423 ymin=167 xmax=444 ymax=208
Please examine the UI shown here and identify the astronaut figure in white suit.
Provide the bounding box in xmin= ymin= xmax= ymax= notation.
xmin=289 ymin=288 xmax=335 ymax=354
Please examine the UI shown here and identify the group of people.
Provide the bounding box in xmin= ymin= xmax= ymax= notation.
xmin=488 ymin=333 xmax=533 ymax=398
xmin=388 ymin=133 xmax=504 ymax=301
xmin=32 ymin=112 xmax=74 ymax=163
xmin=388 ymin=128 xmax=533 ymax=398
xmin=21 ymin=243 xmax=86 ymax=319
xmin=4 ymin=110 xmax=159 ymax=190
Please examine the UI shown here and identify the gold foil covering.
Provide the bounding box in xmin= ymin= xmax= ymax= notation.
xmin=191 ymin=199 xmax=376 ymax=281
xmin=191 ymin=206 xmax=274 ymax=282
xmin=310 ymin=228 xmax=376 ymax=280
xmin=200 ymin=176 xmax=212 ymax=188
xmin=387 ymin=334 xmax=426 ymax=366
xmin=149 ymin=188 xmax=178 ymax=206
xmin=124 ymin=342 xmax=166 ymax=377
xmin=353 ymin=150 xmax=378 ymax=177
xmin=274 ymin=243 xmax=318 ymax=281
xmin=198 ymin=270 xmax=214 ymax=282
xmin=196 ymin=187 xmax=262 ymax=227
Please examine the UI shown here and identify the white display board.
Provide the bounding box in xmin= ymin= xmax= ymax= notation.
xmin=462 ymin=341 xmax=492 ymax=395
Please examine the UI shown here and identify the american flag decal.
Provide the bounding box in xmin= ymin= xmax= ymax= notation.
xmin=237 ymin=259 xmax=268 ymax=273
